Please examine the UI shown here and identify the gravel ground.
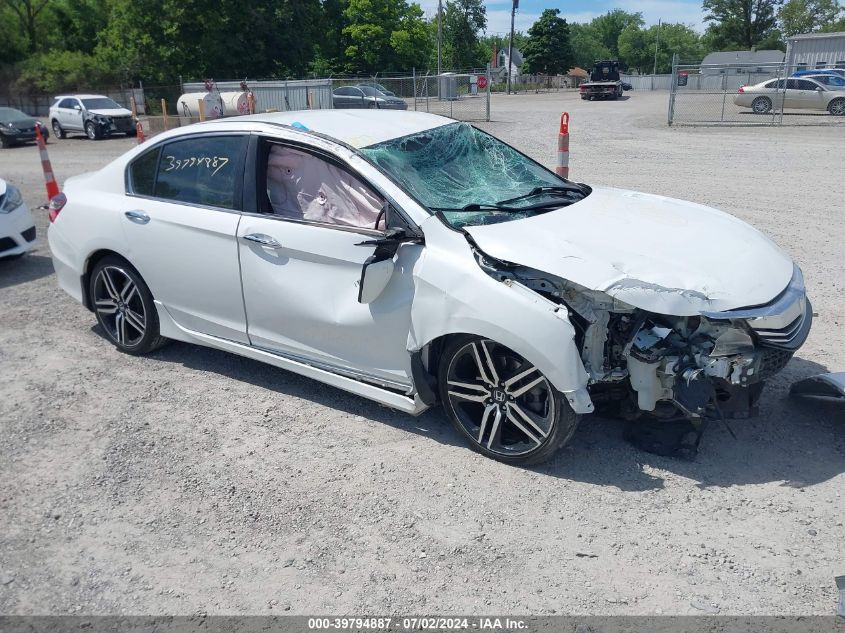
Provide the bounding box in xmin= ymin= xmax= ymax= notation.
xmin=0 ymin=91 xmax=843 ymax=616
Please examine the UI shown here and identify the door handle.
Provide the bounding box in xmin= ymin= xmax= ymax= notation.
xmin=242 ymin=233 xmax=282 ymax=249
xmin=125 ymin=210 xmax=150 ymax=225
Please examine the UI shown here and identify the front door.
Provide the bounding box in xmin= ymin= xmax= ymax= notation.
xmin=119 ymin=133 xmax=250 ymax=342
xmin=237 ymin=139 xmax=419 ymax=385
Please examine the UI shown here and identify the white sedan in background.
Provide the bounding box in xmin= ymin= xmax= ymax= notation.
xmin=0 ymin=178 xmax=36 ymax=259
xmin=734 ymin=76 xmax=845 ymax=115
xmin=47 ymin=111 xmax=811 ymax=464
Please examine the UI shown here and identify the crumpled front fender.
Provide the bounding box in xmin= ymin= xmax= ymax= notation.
xmin=408 ymin=216 xmax=594 ymax=414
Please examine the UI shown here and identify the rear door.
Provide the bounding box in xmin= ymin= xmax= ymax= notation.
xmin=119 ymin=133 xmax=250 ymax=342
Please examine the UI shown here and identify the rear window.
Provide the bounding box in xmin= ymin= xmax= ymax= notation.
xmin=154 ymin=135 xmax=246 ymax=209
xmin=128 ymin=148 xmax=160 ymax=196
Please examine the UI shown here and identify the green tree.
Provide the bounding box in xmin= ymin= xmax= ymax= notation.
xmin=569 ymin=22 xmax=611 ymax=69
xmin=589 ymin=9 xmax=644 ymax=58
xmin=702 ymin=0 xmax=782 ymax=49
xmin=442 ymin=0 xmax=486 ymax=69
xmin=619 ymin=22 xmax=703 ymax=73
xmin=778 ymin=0 xmax=843 ymax=36
xmin=522 ymin=9 xmax=573 ymax=74
xmin=343 ymin=0 xmax=431 ymax=72
xmin=0 ymin=0 xmax=53 ymax=53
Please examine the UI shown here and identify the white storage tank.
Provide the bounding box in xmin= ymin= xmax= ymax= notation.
xmin=220 ymin=91 xmax=252 ymax=116
xmin=178 ymin=92 xmax=224 ymax=119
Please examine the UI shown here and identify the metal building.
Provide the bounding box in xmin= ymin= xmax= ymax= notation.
xmin=785 ymin=31 xmax=845 ymax=71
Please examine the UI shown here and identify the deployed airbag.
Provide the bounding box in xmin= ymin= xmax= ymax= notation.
xmin=267 ymin=145 xmax=383 ymax=229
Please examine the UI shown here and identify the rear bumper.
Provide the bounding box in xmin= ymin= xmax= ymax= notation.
xmin=0 ymin=203 xmax=37 ymax=257
xmin=47 ymin=223 xmax=85 ymax=304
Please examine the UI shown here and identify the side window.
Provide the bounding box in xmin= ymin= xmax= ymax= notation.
xmin=351 ymin=88 xmax=364 ymax=97
xmin=58 ymin=98 xmax=75 ymax=108
xmin=128 ymin=147 xmax=160 ymax=196
xmin=764 ymin=80 xmax=777 ymax=89
xmin=785 ymin=79 xmax=799 ymax=90
xmin=155 ymin=136 xmax=246 ymax=209
xmin=336 ymin=87 xmax=351 ymax=96
xmin=797 ymin=79 xmax=819 ymax=90
xmin=263 ymin=143 xmax=385 ymax=231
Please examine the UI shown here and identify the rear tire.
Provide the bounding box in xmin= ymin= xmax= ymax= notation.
xmin=752 ymin=96 xmax=772 ymax=114
xmin=89 ymin=256 xmax=167 ymax=355
xmin=52 ymin=120 xmax=66 ymax=139
xmin=828 ymin=98 xmax=845 ymax=116
xmin=438 ymin=335 xmax=578 ymax=465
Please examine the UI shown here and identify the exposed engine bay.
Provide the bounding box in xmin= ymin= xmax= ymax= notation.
xmin=474 ymin=249 xmax=801 ymax=429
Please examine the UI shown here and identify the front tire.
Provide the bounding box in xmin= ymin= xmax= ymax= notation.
xmin=828 ymin=98 xmax=845 ymax=116
xmin=89 ymin=256 xmax=167 ymax=355
xmin=752 ymin=96 xmax=772 ymax=114
xmin=85 ymin=121 xmax=101 ymax=140
xmin=438 ymin=336 xmax=578 ymax=465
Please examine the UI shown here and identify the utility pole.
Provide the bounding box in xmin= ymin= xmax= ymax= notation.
xmin=437 ymin=0 xmax=443 ymax=77
xmin=652 ymin=18 xmax=661 ymax=75
xmin=506 ymin=0 xmax=518 ymax=94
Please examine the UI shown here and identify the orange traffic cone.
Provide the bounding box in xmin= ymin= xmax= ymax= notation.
xmin=136 ymin=121 xmax=146 ymax=144
xmin=35 ymin=124 xmax=60 ymax=201
xmin=555 ymin=112 xmax=570 ymax=179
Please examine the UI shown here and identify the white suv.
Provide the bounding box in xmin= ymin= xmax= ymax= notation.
xmin=49 ymin=94 xmax=137 ymax=140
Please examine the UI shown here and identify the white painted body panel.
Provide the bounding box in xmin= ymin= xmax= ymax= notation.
xmin=466 ymin=187 xmax=794 ymax=315
xmin=237 ymin=215 xmax=418 ymax=385
xmin=0 ymin=180 xmax=36 ymax=257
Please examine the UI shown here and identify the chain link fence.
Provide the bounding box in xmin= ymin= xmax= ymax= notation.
xmin=668 ymin=59 xmax=845 ymax=126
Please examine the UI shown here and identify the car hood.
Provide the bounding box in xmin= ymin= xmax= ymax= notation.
xmin=88 ymin=108 xmax=133 ymax=117
xmin=2 ymin=116 xmax=37 ymax=128
xmin=464 ymin=187 xmax=794 ymax=315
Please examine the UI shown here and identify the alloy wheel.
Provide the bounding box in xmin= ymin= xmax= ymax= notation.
xmin=93 ymin=266 xmax=147 ymax=347
xmin=445 ymin=339 xmax=556 ymax=457
xmin=830 ymin=99 xmax=845 ymax=116
xmin=752 ymin=97 xmax=771 ymax=114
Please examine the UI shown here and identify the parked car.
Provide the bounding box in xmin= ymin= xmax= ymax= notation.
xmin=0 ymin=106 xmax=48 ymax=148
xmin=792 ymin=68 xmax=845 ymax=79
xmin=734 ymin=77 xmax=845 ymax=115
xmin=47 ymin=111 xmax=811 ymax=464
xmin=49 ymin=94 xmax=137 ymax=140
xmin=373 ymin=83 xmax=396 ymax=97
xmin=801 ymin=73 xmax=845 ymax=89
xmin=332 ymin=85 xmax=407 ymax=110
xmin=0 ymin=178 xmax=36 ymax=259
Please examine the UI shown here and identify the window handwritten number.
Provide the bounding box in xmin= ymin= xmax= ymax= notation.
xmin=164 ymin=155 xmax=230 ymax=177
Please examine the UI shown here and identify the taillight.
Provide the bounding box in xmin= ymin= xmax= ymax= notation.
xmin=48 ymin=192 xmax=66 ymax=222
xmin=738 ymin=86 xmax=745 ymax=93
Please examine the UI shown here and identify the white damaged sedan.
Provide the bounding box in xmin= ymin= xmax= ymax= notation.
xmin=47 ymin=111 xmax=811 ymax=464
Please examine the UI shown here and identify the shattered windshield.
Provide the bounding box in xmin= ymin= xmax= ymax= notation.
xmin=360 ymin=122 xmax=588 ymax=227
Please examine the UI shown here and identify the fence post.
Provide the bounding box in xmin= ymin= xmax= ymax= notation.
xmin=161 ymin=99 xmax=168 ymax=129
xmin=668 ymin=53 xmax=678 ymax=126
xmin=486 ymin=63 xmax=491 ymax=121
xmin=412 ymin=67 xmax=417 ymax=111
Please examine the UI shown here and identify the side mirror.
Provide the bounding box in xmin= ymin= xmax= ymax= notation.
xmin=358 ymin=258 xmax=395 ymax=304
xmin=73 ymin=105 xmax=81 ymax=110
xmin=356 ymin=224 xmax=423 ymax=304
xmin=816 ymin=86 xmax=823 ymax=92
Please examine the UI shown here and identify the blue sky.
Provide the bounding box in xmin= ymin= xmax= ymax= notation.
xmin=418 ymin=0 xmax=707 ymax=37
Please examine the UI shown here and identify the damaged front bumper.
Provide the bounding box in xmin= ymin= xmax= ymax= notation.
xmin=618 ymin=265 xmax=812 ymax=421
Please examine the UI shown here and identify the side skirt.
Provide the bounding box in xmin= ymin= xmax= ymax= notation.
xmin=154 ymin=301 xmax=429 ymax=416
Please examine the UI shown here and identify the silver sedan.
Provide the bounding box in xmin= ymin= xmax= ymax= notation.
xmin=734 ymin=77 xmax=845 ymax=115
